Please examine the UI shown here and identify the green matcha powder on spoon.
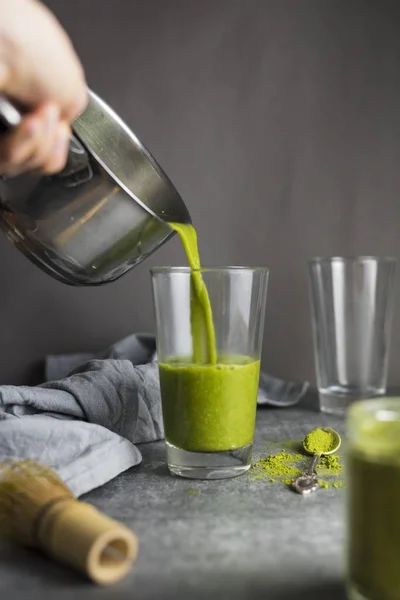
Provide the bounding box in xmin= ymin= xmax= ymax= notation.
xmin=292 ymin=427 xmax=341 ymax=495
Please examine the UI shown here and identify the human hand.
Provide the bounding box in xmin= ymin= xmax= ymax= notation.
xmin=0 ymin=0 xmax=87 ymax=176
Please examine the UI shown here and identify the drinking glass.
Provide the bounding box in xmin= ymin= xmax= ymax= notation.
xmin=151 ymin=266 xmax=268 ymax=479
xmin=346 ymin=398 xmax=400 ymax=600
xmin=308 ymin=257 xmax=396 ymax=415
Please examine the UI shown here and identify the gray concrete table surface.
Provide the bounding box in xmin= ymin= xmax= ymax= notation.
xmin=0 ymin=396 xmax=348 ymax=600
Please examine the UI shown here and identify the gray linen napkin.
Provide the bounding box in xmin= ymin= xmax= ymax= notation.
xmin=0 ymin=334 xmax=308 ymax=497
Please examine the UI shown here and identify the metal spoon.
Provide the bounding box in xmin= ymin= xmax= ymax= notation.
xmin=292 ymin=427 xmax=341 ymax=495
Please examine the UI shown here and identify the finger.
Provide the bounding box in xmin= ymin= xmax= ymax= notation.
xmin=22 ymin=104 xmax=64 ymax=172
xmin=0 ymin=102 xmax=61 ymax=176
xmin=38 ymin=121 xmax=71 ymax=174
xmin=62 ymin=84 xmax=88 ymax=123
xmin=0 ymin=112 xmax=44 ymax=175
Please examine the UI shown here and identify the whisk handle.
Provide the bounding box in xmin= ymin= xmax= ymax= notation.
xmin=37 ymin=499 xmax=138 ymax=585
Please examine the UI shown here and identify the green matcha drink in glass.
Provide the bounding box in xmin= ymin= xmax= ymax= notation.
xmin=346 ymin=398 xmax=400 ymax=600
xmin=151 ymin=224 xmax=268 ymax=479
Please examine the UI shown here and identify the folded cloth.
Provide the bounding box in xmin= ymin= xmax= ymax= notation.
xmin=0 ymin=334 xmax=308 ymax=497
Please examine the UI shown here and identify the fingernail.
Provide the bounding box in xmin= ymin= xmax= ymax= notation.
xmin=44 ymin=105 xmax=60 ymax=135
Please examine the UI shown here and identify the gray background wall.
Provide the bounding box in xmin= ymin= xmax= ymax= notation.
xmin=1 ymin=0 xmax=400 ymax=386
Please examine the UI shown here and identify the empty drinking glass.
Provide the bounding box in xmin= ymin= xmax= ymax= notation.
xmin=308 ymin=257 xmax=396 ymax=415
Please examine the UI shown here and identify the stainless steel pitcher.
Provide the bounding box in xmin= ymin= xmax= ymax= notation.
xmin=0 ymin=90 xmax=191 ymax=285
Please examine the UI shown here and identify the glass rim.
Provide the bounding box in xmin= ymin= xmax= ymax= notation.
xmin=349 ymin=397 xmax=400 ymax=422
xmin=150 ymin=265 xmax=269 ymax=274
xmin=308 ymin=255 xmax=397 ymax=265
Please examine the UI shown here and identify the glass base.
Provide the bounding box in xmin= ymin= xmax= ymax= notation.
xmin=319 ymin=389 xmax=385 ymax=416
xmin=166 ymin=441 xmax=252 ymax=480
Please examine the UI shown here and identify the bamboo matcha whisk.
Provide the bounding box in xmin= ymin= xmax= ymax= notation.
xmin=0 ymin=459 xmax=138 ymax=585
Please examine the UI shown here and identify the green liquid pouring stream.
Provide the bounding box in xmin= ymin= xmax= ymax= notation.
xmin=168 ymin=223 xmax=217 ymax=364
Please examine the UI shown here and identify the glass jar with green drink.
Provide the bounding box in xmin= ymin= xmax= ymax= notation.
xmin=151 ymin=265 xmax=268 ymax=479
xmin=346 ymin=398 xmax=400 ymax=600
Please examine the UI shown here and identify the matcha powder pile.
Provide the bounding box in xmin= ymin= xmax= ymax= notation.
xmin=251 ymin=439 xmax=344 ymax=489
xmin=251 ymin=450 xmax=303 ymax=485
xmin=303 ymin=428 xmax=337 ymax=455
